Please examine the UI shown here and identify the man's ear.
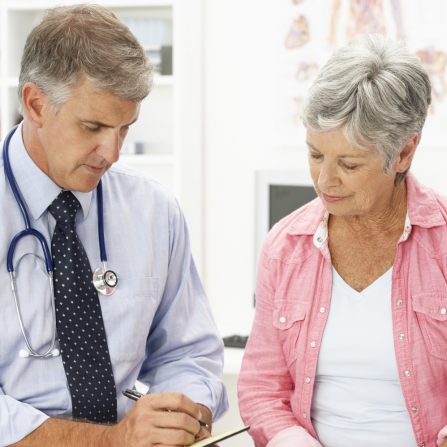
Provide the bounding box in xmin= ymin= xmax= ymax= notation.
xmin=395 ymin=134 xmax=418 ymax=173
xmin=22 ymin=82 xmax=49 ymax=129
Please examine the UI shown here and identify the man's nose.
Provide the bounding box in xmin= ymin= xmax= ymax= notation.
xmin=98 ymin=132 xmax=120 ymax=164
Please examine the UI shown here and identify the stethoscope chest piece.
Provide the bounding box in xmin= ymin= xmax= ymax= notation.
xmin=93 ymin=262 xmax=118 ymax=296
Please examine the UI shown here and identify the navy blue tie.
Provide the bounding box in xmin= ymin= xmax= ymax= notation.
xmin=48 ymin=190 xmax=117 ymax=423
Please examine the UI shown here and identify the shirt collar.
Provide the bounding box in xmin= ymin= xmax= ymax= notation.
xmin=8 ymin=122 xmax=93 ymax=221
xmin=312 ymin=209 xmax=412 ymax=249
xmin=286 ymin=170 xmax=444 ymax=248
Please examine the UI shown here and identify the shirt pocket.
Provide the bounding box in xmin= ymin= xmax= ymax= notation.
xmin=99 ymin=277 xmax=158 ymax=363
xmin=412 ymin=292 xmax=447 ymax=360
xmin=273 ymin=300 xmax=307 ymax=367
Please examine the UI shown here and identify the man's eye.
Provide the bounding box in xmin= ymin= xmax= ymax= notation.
xmin=342 ymin=163 xmax=357 ymax=170
xmin=86 ymin=126 xmax=100 ymax=132
xmin=310 ymin=154 xmax=322 ymax=160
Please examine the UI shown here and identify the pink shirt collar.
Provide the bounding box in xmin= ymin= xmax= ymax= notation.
xmin=287 ymin=172 xmax=446 ymax=248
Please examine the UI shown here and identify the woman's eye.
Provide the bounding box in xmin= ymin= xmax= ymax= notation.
xmin=310 ymin=154 xmax=322 ymax=160
xmin=342 ymin=163 xmax=357 ymax=170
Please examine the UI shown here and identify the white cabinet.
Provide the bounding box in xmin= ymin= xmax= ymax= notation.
xmin=0 ymin=0 xmax=204 ymax=273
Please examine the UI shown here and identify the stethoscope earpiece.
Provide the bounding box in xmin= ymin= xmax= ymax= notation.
xmin=19 ymin=348 xmax=60 ymax=358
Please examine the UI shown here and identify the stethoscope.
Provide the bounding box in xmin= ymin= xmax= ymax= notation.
xmin=3 ymin=126 xmax=119 ymax=359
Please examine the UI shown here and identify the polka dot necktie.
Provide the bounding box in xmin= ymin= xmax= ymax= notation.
xmin=48 ymin=190 xmax=117 ymax=423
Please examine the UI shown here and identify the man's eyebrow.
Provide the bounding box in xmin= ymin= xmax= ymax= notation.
xmin=80 ymin=117 xmax=138 ymax=128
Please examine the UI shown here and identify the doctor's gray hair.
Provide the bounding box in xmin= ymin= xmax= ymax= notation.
xmin=18 ymin=4 xmax=154 ymax=115
xmin=300 ymin=34 xmax=431 ymax=184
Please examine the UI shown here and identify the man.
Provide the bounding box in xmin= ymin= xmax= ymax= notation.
xmin=0 ymin=4 xmax=227 ymax=446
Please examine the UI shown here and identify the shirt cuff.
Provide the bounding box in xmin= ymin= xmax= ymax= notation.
xmin=148 ymin=377 xmax=229 ymax=422
xmin=0 ymin=395 xmax=50 ymax=447
xmin=266 ymin=426 xmax=323 ymax=447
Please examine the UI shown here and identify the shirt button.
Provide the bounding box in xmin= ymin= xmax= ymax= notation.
xmin=306 ymin=377 xmax=311 ymax=383
xmin=397 ymin=300 xmax=403 ymax=306
xmin=399 ymin=334 xmax=405 ymax=340
xmin=311 ymin=341 xmax=316 ymax=348
xmin=317 ymin=237 xmax=323 ymax=243
xmin=421 ymin=443 xmax=425 ymax=447
xmin=320 ymin=307 xmax=326 ymax=313
xmin=303 ymin=412 xmax=307 ymax=418
xmin=279 ymin=317 xmax=286 ymax=323
xmin=441 ymin=308 xmax=446 ymax=315
xmin=412 ymin=406 xmax=418 ymax=412
xmin=404 ymin=371 xmax=411 ymax=377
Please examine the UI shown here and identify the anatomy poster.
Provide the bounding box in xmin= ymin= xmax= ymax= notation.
xmin=276 ymin=0 xmax=447 ymax=148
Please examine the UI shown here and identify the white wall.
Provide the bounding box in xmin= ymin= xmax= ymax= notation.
xmin=202 ymin=0 xmax=447 ymax=339
xmin=203 ymin=0 xmax=303 ymax=337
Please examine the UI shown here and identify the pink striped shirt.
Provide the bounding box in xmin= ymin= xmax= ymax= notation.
xmin=238 ymin=172 xmax=447 ymax=447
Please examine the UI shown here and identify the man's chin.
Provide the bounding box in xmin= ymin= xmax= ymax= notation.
xmin=62 ymin=176 xmax=101 ymax=193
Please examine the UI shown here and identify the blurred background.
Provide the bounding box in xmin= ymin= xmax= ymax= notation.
xmin=1 ymin=1 xmax=447 ymax=445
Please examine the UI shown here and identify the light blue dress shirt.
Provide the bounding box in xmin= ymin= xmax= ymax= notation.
xmin=0 ymin=123 xmax=228 ymax=446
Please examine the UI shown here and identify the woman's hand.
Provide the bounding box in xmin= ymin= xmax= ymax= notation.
xmin=437 ymin=424 xmax=447 ymax=446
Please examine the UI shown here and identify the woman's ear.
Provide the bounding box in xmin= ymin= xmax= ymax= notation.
xmin=395 ymin=134 xmax=418 ymax=173
xmin=22 ymin=82 xmax=48 ymax=129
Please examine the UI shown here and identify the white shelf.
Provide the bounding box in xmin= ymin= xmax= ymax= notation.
xmin=153 ymin=75 xmax=174 ymax=86
xmin=0 ymin=0 xmax=205 ymax=275
xmin=119 ymin=154 xmax=174 ymax=164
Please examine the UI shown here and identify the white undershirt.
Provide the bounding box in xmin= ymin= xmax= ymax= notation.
xmin=310 ymin=266 xmax=417 ymax=447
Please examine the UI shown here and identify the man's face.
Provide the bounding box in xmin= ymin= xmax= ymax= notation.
xmin=36 ymin=79 xmax=140 ymax=192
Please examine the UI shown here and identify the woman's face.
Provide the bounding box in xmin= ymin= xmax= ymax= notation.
xmin=306 ymin=128 xmax=399 ymax=217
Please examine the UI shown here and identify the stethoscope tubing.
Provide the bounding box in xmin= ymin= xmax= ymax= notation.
xmin=3 ymin=125 xmax=116 ymax=359
xmin=3 ymin=126 xmax=31 ymax=230
xmin=96 ymin=180 xmax=107 ymax=263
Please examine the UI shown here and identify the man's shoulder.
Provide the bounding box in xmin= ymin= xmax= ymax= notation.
xmin=107 ymin=161 xmax=175 ymax=198
xmin=103 ymin=162 xmax=180 ymax=216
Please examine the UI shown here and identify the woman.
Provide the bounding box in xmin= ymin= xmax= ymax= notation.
xmin=238 ymin=34 xmax=447 ymax=447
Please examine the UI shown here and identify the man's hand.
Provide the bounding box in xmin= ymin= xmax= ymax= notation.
xmin=194 ymin=405 xmax=219 ymax=447
xmin=108 ymin=392 xmax=201 ymax=447
xmin=14 ymin=392 xmax=202 ymax=447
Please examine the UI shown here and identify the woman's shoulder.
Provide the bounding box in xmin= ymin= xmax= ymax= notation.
xmin=407 ymin=173 xmax=447 ymax=227
xmin=263 ymin=197 xmax=324 ymax=262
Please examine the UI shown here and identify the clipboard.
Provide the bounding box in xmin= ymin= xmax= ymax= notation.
xmin=191 ymin=426 xmax=250 ymax=447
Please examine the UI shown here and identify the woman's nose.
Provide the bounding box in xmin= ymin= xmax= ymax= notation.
xmin=318 ymin=162 xmax=340 ymax=191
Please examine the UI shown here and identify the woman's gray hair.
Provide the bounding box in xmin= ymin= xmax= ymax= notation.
xmin=301 ymin=34 xmax=431 ymax=184
xmin=18 ymin=4 xmax=154 ymax=114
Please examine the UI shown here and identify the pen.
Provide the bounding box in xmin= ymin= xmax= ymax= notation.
xmin=122 ymin=389 xmax=210 ymax=428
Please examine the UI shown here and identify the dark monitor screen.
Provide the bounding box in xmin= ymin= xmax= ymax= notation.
xmin=269 ymin=185 xmax=318 ymax=230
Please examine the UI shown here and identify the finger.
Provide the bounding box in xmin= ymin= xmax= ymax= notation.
xmin=150 ymin=409 xmax=200 ymax=435
xmin=147 ymin=392 xmax=200 ymax=420
xmin=150 ymin=427 xmax=196 ymax=446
